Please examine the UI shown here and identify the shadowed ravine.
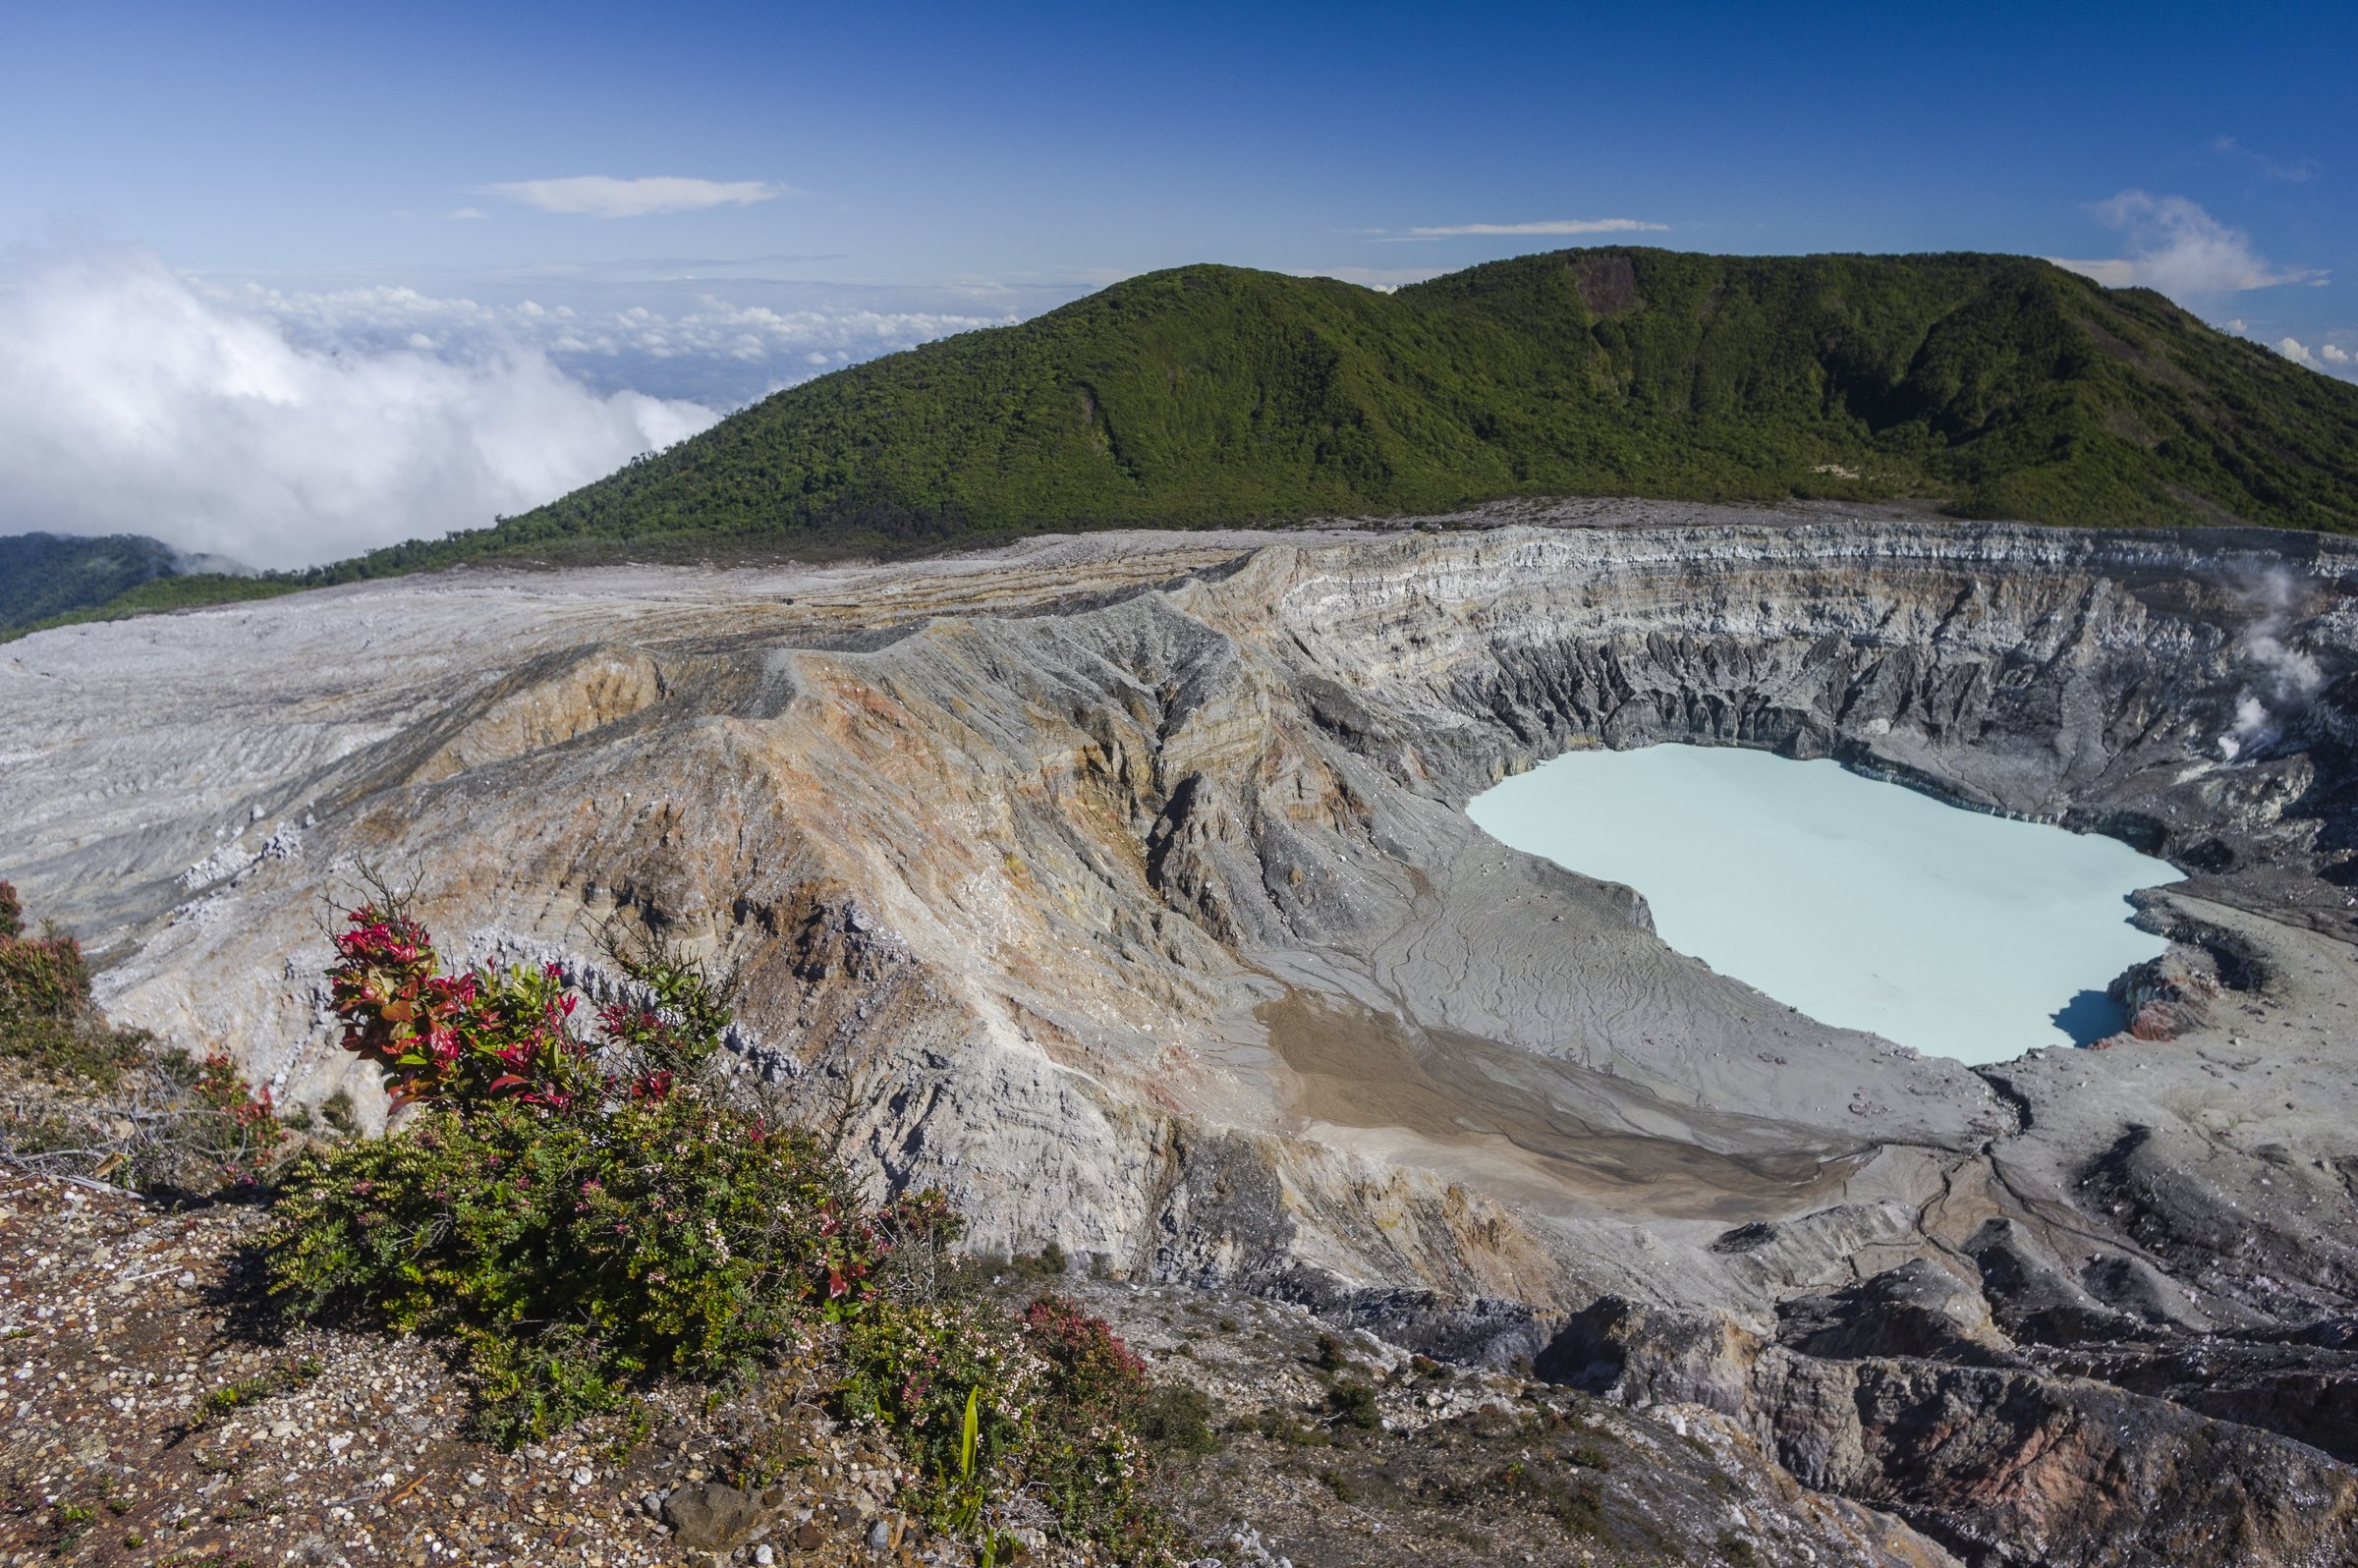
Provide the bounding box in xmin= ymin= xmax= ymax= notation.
xmin=9 ymin=502 xmax=2358 ymax=1564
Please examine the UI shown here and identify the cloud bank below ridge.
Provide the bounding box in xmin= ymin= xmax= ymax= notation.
xmin=0 ymin=247 xmax=720 ymax=568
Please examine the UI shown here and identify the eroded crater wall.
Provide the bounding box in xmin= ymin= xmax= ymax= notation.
xmin=16 ymin=512 xmax=2358 ymax=1562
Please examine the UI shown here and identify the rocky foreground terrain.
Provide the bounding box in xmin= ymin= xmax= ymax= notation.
xmin=0 ymin=1167 xmax=1961 ymax=1568
xmin=9 ymin=500 xmax=2358 ymax=1564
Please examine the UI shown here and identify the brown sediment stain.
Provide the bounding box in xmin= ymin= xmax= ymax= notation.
xmin=412 ymin=644 xmax=667 ymax=784
xmin=1258 ymin=987 xmax=1867 ymax=1223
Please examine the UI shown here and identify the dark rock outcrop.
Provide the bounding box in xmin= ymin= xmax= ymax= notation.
xmin=1542 ymin=1283 xmax=2358 ymax=1567
xmin=1776 ymin=1259 xmax=2024 ymax=1368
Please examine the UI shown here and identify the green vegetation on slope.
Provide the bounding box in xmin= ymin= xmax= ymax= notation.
xmin=2 ymin=571 xmax=303 ymax=642
xmin=339 ymin=249 xmax=2358 ymax=570
xmin=0 ymin=880 xmax=285 ymax=1194
xmin=0 ymin=532 xmax=179 ymax=632
xmin=0 ymin=532 xmax=300 ymax=644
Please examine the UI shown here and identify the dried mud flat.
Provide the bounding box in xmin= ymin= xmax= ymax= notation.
xmin=0 ymin=1170 xmax=1960 ymax=1568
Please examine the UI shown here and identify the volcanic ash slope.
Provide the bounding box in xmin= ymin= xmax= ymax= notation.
xmin=11 ymin=511 xmax=2358 ymax=1559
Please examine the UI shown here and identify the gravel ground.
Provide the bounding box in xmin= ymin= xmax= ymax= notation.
xmin=0 ymin=1170 xmax=1957 ymax=1568
xmin=0 ymin=1172 xmax=969 ymax=1568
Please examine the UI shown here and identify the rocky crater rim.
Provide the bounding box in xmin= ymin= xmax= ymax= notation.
xmin=6 ymin=507 xmax=2355 ymax=1321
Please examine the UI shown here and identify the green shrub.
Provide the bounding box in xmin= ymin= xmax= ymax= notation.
xmin=1492 ymin=1458 xmax=1604 ymax=1535
xmin=1328 ymin=1379 xmax=1381 ymax=1430
xmin=0 ymin=887 xmax=147 ymax=1096
xmin=267 ymin=901 xmax=953 ymax=1437
xmin=1011 ymin=1295 xmax=1161 ymax=1541
xmin=0 ymin=880 xmax=281 ymax=1190
xmin=1017 ymin=1237 xmax=1068 ymax=1277
xmin=261 ymin=898 xmax=1175 ymax=1559
xmin=1252 ymin=1406 xmax=1329 ymax=1447
xmin=0 ymin=890 xmax=95 ymax=1032
xmin=1136 ymin=1383 xmax=1221 ymax=1454
xmin=835 ymin=1291 xmax=1171 ymax=1553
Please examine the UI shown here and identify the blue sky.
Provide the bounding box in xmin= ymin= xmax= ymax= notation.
xmin=2 ymin=1 xmax=2352 ymax=563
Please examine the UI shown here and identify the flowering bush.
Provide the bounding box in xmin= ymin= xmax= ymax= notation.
xmin=267 ymin=1092 xmax=958 ymax=1444
xmin=183 ymin=1051 xmax=287 ymax=1185
xmin=840 ymin=1300 xmax=1038 ymax=1499
xmin=837 ymin=1291 xmax=1167 ymax=1556
xmin=265 ymin=898 xmax=1180 ymax=1556
xmin=1 ymin=883 xmax=108 ymax=1090
xmin=272 ymin=900 xmax=954 ymax=1442
xmin=328 ymin=904 xmax=598 ymax=1110
xmin=1016 ymin=1294 xmax=1162 ymax=1548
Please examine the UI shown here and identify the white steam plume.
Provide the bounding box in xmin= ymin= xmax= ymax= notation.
xmin=2217 ymin=567 xmax=2326 ymax=759
xmin=0 ymin=246 xmax=719 ymax=568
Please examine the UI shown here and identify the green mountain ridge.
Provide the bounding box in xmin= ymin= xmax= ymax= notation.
xmin=12 ymin=248 xmax=2358 ymax=642
xmin=359 ymin=248 xmax=2358 ymax=573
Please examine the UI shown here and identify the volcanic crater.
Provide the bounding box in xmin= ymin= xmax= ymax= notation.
xmin=11 ymin=502 xmax=2358 ymax=1563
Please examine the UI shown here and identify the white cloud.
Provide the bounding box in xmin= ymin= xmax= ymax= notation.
xmin=2270 ymin=337 xmax=2358 ymax=382
xmin=0 ymin=246 xmax=719 ymax=568
xmin=1409 ymin=218 xmax=1668 ymax=237
xmin=197 ymin=277 xmax=1011 ymax=399
xmin=2049 ymin=192 xmax=2325 ymax=301
xmin=1378 ymin=217 xmax=1668 ymax=243
xmin=484 ymin=176 xmax=794 ymax=219
xmin=2213 ymin=136 xmax=2320 ymax=183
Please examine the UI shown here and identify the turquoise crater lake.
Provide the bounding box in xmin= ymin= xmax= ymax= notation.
xmin=1467 ymin=746 xmax=2183 ymax=1065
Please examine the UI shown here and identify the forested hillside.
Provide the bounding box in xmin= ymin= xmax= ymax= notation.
xmin=348 ymin=249 xmax=2358 ymax=572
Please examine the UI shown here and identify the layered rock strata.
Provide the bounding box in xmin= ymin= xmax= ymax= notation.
xmin=9 ymin=503 xmax=2358 ymax=1563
